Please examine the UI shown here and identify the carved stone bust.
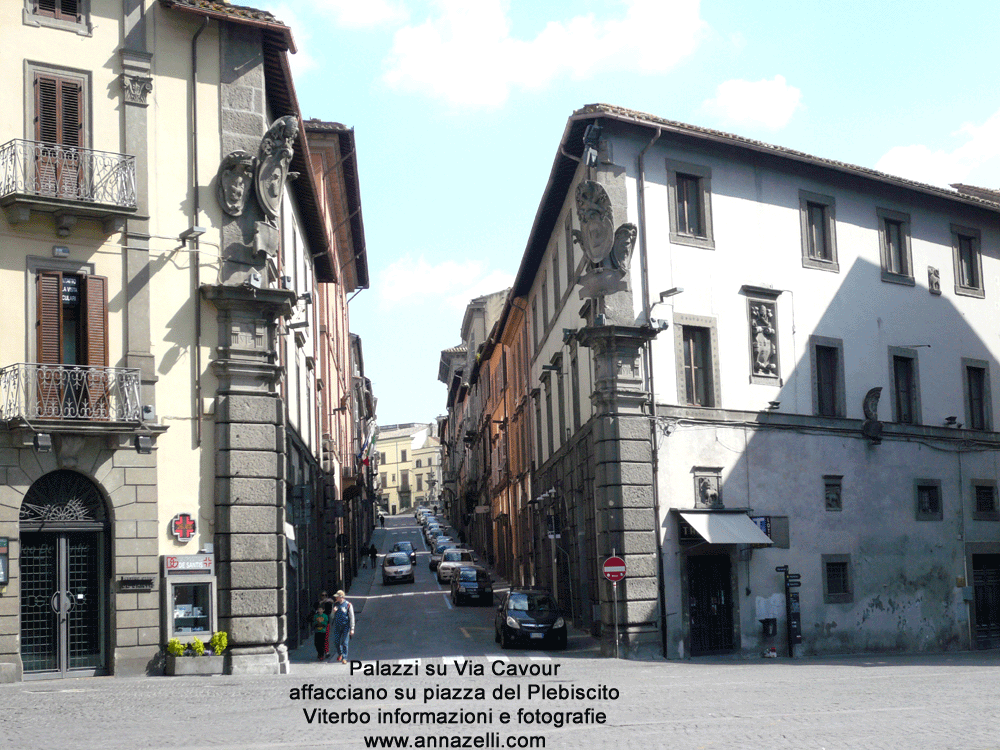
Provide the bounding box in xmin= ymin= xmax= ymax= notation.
xmin=216 ymin=150 xmax=255 ymax=217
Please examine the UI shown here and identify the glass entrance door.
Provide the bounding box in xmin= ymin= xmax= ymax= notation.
xmin=20 ymin=531 xmax=106 ymax=677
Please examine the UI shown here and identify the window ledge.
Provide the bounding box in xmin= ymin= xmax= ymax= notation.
xmin=881 ymin=270 xmax=915 ymax=286
xmin=802 ymin=257 xmax=840 ymax=273
xmin=669 ymin=231 xmax=715 ymax=250
xmin=23 ymin=8 xmax=92 ymax=35
xmin=954 ymin=284 xmax=985 ymax=299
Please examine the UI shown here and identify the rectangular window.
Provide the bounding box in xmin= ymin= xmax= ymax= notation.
xmin=36 ymin=270 xmax=107 ymax=366
xmin=417 ymin=475 xmax=423 ymax=492
xmin=815 ymin=345 xmax=840 ymax=417
xmin=824 ymin=476 xmax=842 ymax=511
xmin=531 ymin=299 xmax=539 ymax=354
xmin=27 ymin=0 xmax=91 ymax=33
xmin=682 ymin=327 xmax=712 ymax=406
xmin=545 ymin=381 xmax=554 ymax=457
xmin=415 ymin=460 xmax=422 ymax=468
xmin=30 ymin=68 xmax=88 ymax=200
xmin=799 ymin=191 xmax=838 ymax=271
xmin=564 ymin=214 xmax=575 ymax=291
xmin=974 ymin=484 xmax=997 ymax=516
xmin=541 ymin=277 xmax=549 ymax=331
xmin=552 ymin=251 xmax=561 ymax=306
xmin=878 ymin=208 xmax=913 ymax=284
xmin=964 ymin=360 xmax=991 ymax=431
xmin=952 ymin=225 xmax=984 ymax=298
xmin=400 ymin=449 xmax=407 ymax=462
xmin=570 ymin=348 xmax=581 ymax=431
xmin=915 ymin=480 xmax=942 ymax=520
xmin=674 ymin=314 xmax=720 ymax=408
xmin=822 ymin=554 xmax=853 ymax=603
xmin=893 ymin=355 xmax=916 ymax=424
xmin=667 ymin=160 xmax=714 ymax=249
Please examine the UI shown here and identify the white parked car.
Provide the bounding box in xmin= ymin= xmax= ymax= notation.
xmin=382 ymin=552 xmax=415 ymax=585
xmin=436 ymin=549 xmax=476 ymax=584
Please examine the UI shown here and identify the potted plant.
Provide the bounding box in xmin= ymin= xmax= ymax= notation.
xmin=164 ymin=632 xmax=228 ymax=676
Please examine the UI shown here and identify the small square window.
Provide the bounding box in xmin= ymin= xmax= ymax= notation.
xmin=915 ymin=480 xmax=942 ymax=521
xmin=824 ymin=476 xmax=842 ymax=511
xmin=822 ymin=554 xmax=853 ymax=604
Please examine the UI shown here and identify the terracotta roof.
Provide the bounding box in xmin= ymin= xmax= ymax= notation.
xmin=952 ymin=183 xmax=1000 ymax=204
xmin=159 ymin=0 xmax=295 ymax=52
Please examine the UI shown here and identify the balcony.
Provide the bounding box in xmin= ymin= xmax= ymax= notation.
xmin=0 ymin=363 xmax=142 ymax=428
xmin=0 ymin=139 xmax=137 ymax=234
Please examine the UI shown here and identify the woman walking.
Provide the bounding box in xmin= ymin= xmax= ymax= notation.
xmin=330 ymin=590 xmax=355 ymax=663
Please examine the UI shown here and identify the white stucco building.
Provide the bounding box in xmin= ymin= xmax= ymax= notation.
xmin=506 ymin=104 xmax=1000 ymax=658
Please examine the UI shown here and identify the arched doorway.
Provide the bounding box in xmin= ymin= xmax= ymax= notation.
xmin=19 ymin=470 xmax=110 ymax=678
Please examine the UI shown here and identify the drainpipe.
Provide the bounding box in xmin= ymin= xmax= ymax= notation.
xmin=191 ymin=16 xmax=209 ymax=446
xmin=637 ymin=126 xmax=669 ymax=658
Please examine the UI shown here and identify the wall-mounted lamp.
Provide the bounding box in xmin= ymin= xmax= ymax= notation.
xmin=298 ymin=292 xmax=313 ymax=305
xmin=34 ymin=433 xmax=52 ymax=453
xmin=562 ymin=328 xmax=577 ymax=344
xmin=944 ymin=416 xmax=961 ymax=427
xmin=658 ymin=287 xmax=684 ymax=303
xmin=179 ymin=226 xmax=206 ymax=246
xmin=541 ymin=364 xmax=560 ymax=372
xmin=134 ymin=435 xmax=153 ymax=454
xmin=767 ymin=401 xmax=781 ymax=410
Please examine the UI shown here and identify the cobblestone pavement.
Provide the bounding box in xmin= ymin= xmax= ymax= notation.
xmin=3 ymin=649 xmax=1000 ymax=750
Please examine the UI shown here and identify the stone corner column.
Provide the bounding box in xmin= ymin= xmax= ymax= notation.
xmin=578 ymin=324 xmax=661 ymax=659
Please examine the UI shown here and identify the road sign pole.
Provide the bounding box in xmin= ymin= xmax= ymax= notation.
xmin=613 ymin=580 xmax=619 ymax=659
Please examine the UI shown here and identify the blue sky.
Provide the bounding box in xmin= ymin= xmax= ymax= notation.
xmin=253 ymin=0 xmax=1000 ymax=428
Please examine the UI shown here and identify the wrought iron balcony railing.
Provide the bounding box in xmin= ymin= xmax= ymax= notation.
xmin=0 ymin=139 xmax=136 ymax=209
xmin=0 ymin=363 xmax=142 ymax=424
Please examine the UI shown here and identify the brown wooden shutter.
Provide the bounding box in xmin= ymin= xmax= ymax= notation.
xmin=34 ymin=73 xmax=83 ymax=146
xmin=82 ymin=275 xmax=108 ymax=367
xmin=60 ymin=0 xmax=80 ymax=21
xmin=35 ymin=75 xmax=60 ymax=144
xmin=36 ymin=271 xmax=63 ymax=365
xmin=36 ymin=0 xmax=58 ymax=17
xmin=61 ymin=81 xmax=82 ymax=148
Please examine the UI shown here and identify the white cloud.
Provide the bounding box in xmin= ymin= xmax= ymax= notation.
xmin=875 ymin=108 xmax=1000 ymax=189
xmin=304 ymin=0 xmax=409 ymax=29
xmin=383 ymin=0 xmax=707 ymax=109
xmin=378 ymin=255 xmax=513 ymax=313
xmin=702 ymin=75 xmax=802 ymax=131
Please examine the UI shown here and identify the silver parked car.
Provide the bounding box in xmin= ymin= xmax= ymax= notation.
xmin=382 ymin=552 xmax=414 ymax=585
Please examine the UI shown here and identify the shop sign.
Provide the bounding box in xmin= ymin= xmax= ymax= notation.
xmin=164 ymin=554 xmax=215 ymax=575
xmin=118 ymin=577 xmax=155 ymax=592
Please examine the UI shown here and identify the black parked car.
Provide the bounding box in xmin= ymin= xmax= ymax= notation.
xmin=494 ymin=588 xmax=567 ymax=649
xmin=450 ymin=566 xmax=493 ymax=606
xmin=390 ymin=540 xmax=417 ymax=565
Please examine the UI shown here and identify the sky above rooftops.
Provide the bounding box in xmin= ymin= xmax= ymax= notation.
xmin=250 ymin=0 xmax=1000 ymax=427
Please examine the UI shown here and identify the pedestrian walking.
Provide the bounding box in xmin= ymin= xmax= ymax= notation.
xmin=361 ymin=543 xmax=369 ymax=569
xmin=379 ymin=513 xmax=385 ymax=529
xmin=330 ymin=590 xmax=355 ymax=663
xmin=318 ymin=590 xmax=335 ymax=657
xmin=368 ymin=543 xmax=377 ymax=569
xmin=311 ymin=604 xmax=329 ymax=661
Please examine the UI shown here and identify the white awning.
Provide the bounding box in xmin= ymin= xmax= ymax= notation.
xmin=680 ymin=512 xmax=773 ymax=545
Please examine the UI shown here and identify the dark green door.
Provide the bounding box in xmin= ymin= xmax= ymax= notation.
xmin=688 ymin=554 xmax=734 ymax=655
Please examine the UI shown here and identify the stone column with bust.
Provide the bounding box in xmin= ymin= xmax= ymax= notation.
xmin=573 ymin=164 xmax=661 ymax=658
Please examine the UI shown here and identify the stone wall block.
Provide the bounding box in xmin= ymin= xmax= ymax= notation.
xmin=124 ymin=467 xmax=158 ymax=486
xmin=217 ymin=394 xmax=279 ymax=425
xmin=223 ymin=424 xmax=278 ymax=451
xmin=217 ymin=505 xmax=281 ymax=534
xmin=596 ymin=461 xmax=653 ymax=488
xmin=116 ymin=628 xmax=138 ymax=648
xmin=621 ymin=530 xmax=658 ymax=554
xmin=216 ymin=477 xmax=280 ymax=506
xmin=620 ymin=554 xmax=658 ymax=578
xmin=116 ymin=608 xmax=159 ymax=631
xmin=226 ymin=615 xmax=278 ymax=645
xmin=226 ymin=533 xmax=279 ymax=562
xmin=0 ymin=449 xmax=19 ymax=467
xmin=219 ymin=589 xmax=279 ymax=618
xmin=618 ymin=484 xmax=654 ymax=508
xmin=137 ymin=627 xmax=161 ymax=646
xmin=114 ymin=520 xmax=138 ymax=540
xmin=217 ymin=450 xmax=278 ymax=479
xmin=220 ymin=561 xmax=280 ymax=590
xmin=115 ymin=538 xmax=158 ymax=558
xmin=112 ymin=450 xmax=157 ymax=469
xmin=136 ymin=555 xmax=159 ymax=575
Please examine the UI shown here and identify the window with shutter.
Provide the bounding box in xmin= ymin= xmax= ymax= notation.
xmin=33 ymin=71 xmax=85 ymax=198
xmin=34 ymin=0 xmax=81 ymax=22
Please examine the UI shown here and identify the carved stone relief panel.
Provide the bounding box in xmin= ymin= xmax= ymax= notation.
xmin=231 ymin=321 xmax=266 ymax=350
xmin=217 ymin=151 xmax=256 ymax=217
xmin=747 ymin=298 xmax=780 ymax=385
xmin=928 ymin=266 xmax=942 ymax=295
xmin=122 ymin=75 xmax=153 ymax=105
xmin=692 ymin=468 xmax=723 ymax=509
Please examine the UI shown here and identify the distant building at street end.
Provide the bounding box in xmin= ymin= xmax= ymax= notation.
xmin=377 ymin=423 xmax=441 ymax=515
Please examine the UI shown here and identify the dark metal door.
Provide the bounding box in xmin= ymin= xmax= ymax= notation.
xmin=688 ymin=554 xmax=734 ymax=655
xmin=973 ymin=554 xmax=1000 ymax=650
xmin=20 ymin=531 xmax=105 ymax=677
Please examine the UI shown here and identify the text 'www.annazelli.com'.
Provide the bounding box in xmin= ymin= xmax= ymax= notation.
xmin=363 ymin=734 xmax=545 ymax=748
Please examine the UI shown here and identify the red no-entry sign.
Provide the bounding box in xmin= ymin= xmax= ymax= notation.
xmin=603 ymin=556 xmax=626 ymax=582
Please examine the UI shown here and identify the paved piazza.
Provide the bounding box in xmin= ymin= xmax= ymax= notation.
xmin=3 ymin=649 xmax=999 ymax=750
